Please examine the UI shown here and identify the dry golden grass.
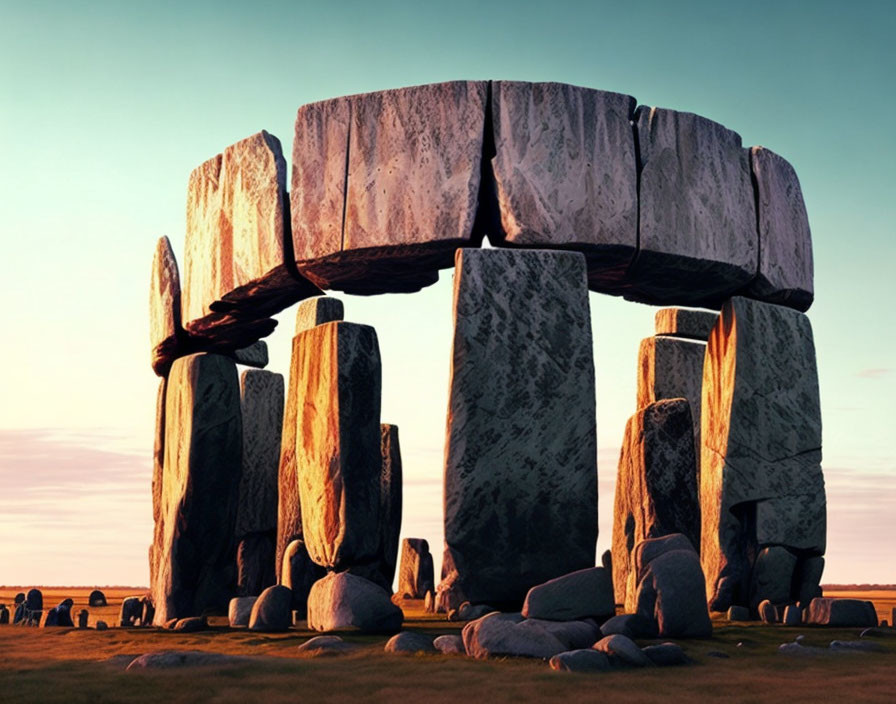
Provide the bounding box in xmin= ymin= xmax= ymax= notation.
xmin=0 ymin=589 xmax=894 ymax=703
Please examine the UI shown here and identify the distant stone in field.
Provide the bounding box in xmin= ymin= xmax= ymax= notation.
xmin=0 ymin=605 xmax=8 ymax=624
xmin=228 ymin=597 xmax=258 ymax=627
xmin=643 ymin=643 xmax=689 ymax=667
xmin=126 ymin=651 xmax=252 ymax=670
xmin=249 ymin=585 xmax=293 ymax=632
xmin=654 ymin=308 xmax=719 ymax=341
xmin=295 ymin=296 xmax=344 ymax=334
xmin=522 ymin=567 xmax=615 ymax=622
xmin=26 ymin=589 xmax=42 ymax=612
xmin=149 ymin=235 xmax=183 ymax=376
xmin=783 ymin=605 xmax=802 ymax=626
xmin=601 ymin=549 xmax=612 ymax=571
xmin=549 ymin=649 xmax=612 ymax=673
xmin=140 ymin=596 xmax=155 ymax=627
xmin=806 ymin=598 xmax=878 ymax=627
xmin=423 ymin=590 xmax=435 ymax=614
xmin=758 ymin=600 xmax=777 ymax=624
xmin=726 ymin=606 xmax=750 ymax=622
xmin=443 ymin=249 xmax=597 ymax=607
xmin=88 ymin=590 xmax=107 ymax=607
xmin=592 ymin=634 xmax=652 ymax=667
xmin=280 ymin=539 xmax=326 ymax=617
xmin=398 ymin=538 xmax=435 ymax=599
xmin=120 ymin=597 xmax=142 ymax=628
xmin=384 ymin=631 xmax=436 ymax=654
xmin=433 ymin=634 xmax=465 ymax=655
xmin=95 ymin=621 xmax=108 ymax=631
xmin=232 ymin=340 xmax=269 ymax=368
xmin=77 ymin=609 xmax=88 ymax=629
xmin=306 ymin=572 xmax=403 ymax=634
xmin=173 ymin=616 xmax=208 ymax=633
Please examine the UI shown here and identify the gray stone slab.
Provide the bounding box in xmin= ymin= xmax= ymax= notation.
xmin=397 ymin=538 xmax=434 ymax=599
xmin=490 ymin=81 xmax=637 ymax=288
xmin=295 ymin=296 xmax=344 ymax=334
xmin=377 ymin=424 xmax=402 ymax=591
xmin=232 ymin=341 xmax=268 ymax=368
xmin=654 ymin=308 xmax=719 ymax=341
xmin=442 ymin=248 xmax=597 ymax=607
xmin=701 ymin=297 xmax=824 ymax=612
xmin=629 ymin=107 xmax=757 ymax=306
xmin=149 ymin=236 xmax=183 ymax=376
xmin=748 ymin=146 xmax=814 ymax=311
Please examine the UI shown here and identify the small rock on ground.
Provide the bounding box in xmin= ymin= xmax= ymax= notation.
xmin=592 ymin=635 xmax=651 ymax=667
xmin=433 ymin=635 xmax=465 ymax=655
xmin=549 ymin=649 xmax=611 ymax=673
xmin=385 ymin=631 xmax=436 ymax=654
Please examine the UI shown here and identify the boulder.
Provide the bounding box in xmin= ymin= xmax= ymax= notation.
xmin=173 ymin=616 xmax=208 ymax=632
xmin=612 ymin=399 xmax=700 ymax=606
xmin=521 ymin=567 xmax=614 ymax=622
xmin=296 ymin=635 xmax=356 ymax=656
xmin=228 ymin=597 xmax=257 ymax=627
xmin=457 ymin=603 xmax=496 ymax=621
xmin=750 ymin=546 xmax=798 ymax=611
xmin=149 ymin=235 xmax=184 ymax=375
xmin=96 ymin=621 xmax=108 ymax=631
xmin=701 ymin=297 xmax=824 ymax=612
xmin=292 ymin=82 xmax=487 ymax=294
xmin=88 ymin=589 xmax=107 ymax=607
xmin=747 ymin=146 xmax=814 ymax=311
xmin=549 ymin=649 xmax=612 ymax=673
xmin=126 ymin=651 xmax=251 ymax=670
xmin=294 ymin=322 xmax=383 ymax=570
xmin=783 ymin=605 xmax=802 ymax=626
xmin=806 ymin=598 xmax=878 ymax=627
xmin=643 ymin=643 xmax=689 ymax=666
xmin=384 ymin=631 xmax=436 ymax=654
xmin=461 ymin=613 xmax=564 ymax=660
xmin=758 ymin=600 xmax=777 ymax=624
xmin=152 ymin=353 xmax=242 ymax=624
xmin=433 ymin=634 xmax=465 ymax=655
xmin=232 ymin=340 xmax=268 ymax=368
xmin=490 ymin=81 xmax=637 ymax=289
xmin=25 ymin=589 xmax=42 ymax=611
xmin=628 ymin=107 xmax=757 ymax=306
xmin=654 ymin=308 xmax=719 ymax=341
xmin=120 ymin=597 xmax=142 ymax=627
xmin=600 ymin=614 xmax=658 ymax=639
xmin=592 ymin=634 xmax=652 ymax=667
xmin=295 ymin=296 xmax=344 ymax=334
xmin=140 ymin=596 xmax=155 ymax=627
xmin=398 ymin=538 xmax=435 ymax=599
xmin=249 ymin=585 xmax=293 ymax=632
xmin=281 ymin=539 xmax=326 ymax=616
xmin=442 ymin=249 xmax=597 ymax=607
xmin=306 ymin=572 xmax=403 ymax=634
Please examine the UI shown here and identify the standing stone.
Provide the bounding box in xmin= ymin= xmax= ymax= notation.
xmin=612 ymin=399 xmax=700 ymax=607
xmin=629 ymin=107 xmax=757 ymax=306
xmin=149 ymin=235 xmax=183 ymax=376
xmin=249 ymin=585 xmax=293 ymax=632
xmin=88 ymin=589 xmax=107 ymax=607
xmin=750 ymin=546 xmax=798 ymax=611
xmin=151 ymin=378 xmax=166 ymax=590
xmin=654 ymin=308 xmax=719 ymax=341
xmin=281 ymin=539 xmax=326 ymax=617
xmin=292 ymin=82 xmax=487 ymax=293
xmin=490 ymin=81 xmax=638 ymax=289
xmin=442 ymin=248 xmax=597 ymax=607
xmin=701 ymin=297 xmax=824 ymax=612
xmin=397 ymin=539 xmax=435 ymax=599
xmin=0 ymin=606 xmax=8 ymax=624
xmin=747 ymin=146 xmax=814 ymax=311
xmin=152 ymin=353 xmax=242 ymax=624
xmin=783 ymin=605 xmax=802 ymax=626
xmin=120 ymin=597 xmax=142 ymax=627
xmin=77 ymin=609 xmax=89 ymax=629
xmin=232 ymin=341 xmax=269 ymax=368
xmin=228 ymin=597 xmax=257 ymax=627
xmin=375 ymin=424 xmax=403 ymax=591
xmin=295 ymin=296 xmax=345 ymax=334
xmin=295 ymin=321 xmax=383 ymax=570
xmin=235 ymin=369 xmax=283 ymax=595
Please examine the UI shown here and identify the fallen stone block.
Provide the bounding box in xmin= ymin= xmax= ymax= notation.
xmin=806 ymin=598 xmax=878 ymax=627
xmin=306 ymin=572 xmax=403 ymax=634
xmin=433 ymin=634 xmax=465 ymax=655
xmin=521 ymin=567 xmax=614 ymax=622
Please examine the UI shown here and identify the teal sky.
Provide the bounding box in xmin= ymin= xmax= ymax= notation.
xmin=0 ymin=1 xmax=893 ymax=586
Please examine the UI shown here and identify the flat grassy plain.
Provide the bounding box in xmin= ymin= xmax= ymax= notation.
xmin=1 ymin=588 xmax=894 ymax=704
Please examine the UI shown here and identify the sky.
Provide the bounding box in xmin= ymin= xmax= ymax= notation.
xmin=0 ymin=1 xmax=894 ymax=587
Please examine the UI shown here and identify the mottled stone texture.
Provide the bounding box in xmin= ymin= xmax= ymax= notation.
xmin=629 ymin=107 xmax=757 ymax=306
xmin=376 ymin=424 xmax=403 ymax=591
xmin=236 ymin=532 xmax=276 ymax=597
xmin=398 ymin=539 xmax=435 ymax=599
xmin=701 ymin=297 xmax=824 ymax=612
xmin=152 ymin=353 xmax=242 ymax=624
xmin=637 ymin=335 xmax=706 ymax=455
xmin=295 ymin=296 xmax=344 ymax=334
xmin=490 ymin=81 xmax=637 ymax=288
xmin=442 ymin=248 xmax=597 ymax=607
xmin=612 ymin=399 xmax=700 ymax=608
xmin=276 ymin=333 xmax=303 ymax=580
xmin=150 ymin=379 xmax=167 ymax=588
xmin=306 ymin=572 xmax=404 ymax=633
xmin=748 ymin=146 xmax=814 ymax=311
xmin=295 ymin=321 xmax=382 ymax=570
xmin=149 ymin=236 xmax=183 ymax=375
xmin=749 ymin=546 xmax=797 ymax=610
xmin=292 ymin=82 xmax=487 ymax=294
xmin=654 ymin=308 xmax=719 ymax=341
xmin=232 ymin=341 xmax=268 ymax=368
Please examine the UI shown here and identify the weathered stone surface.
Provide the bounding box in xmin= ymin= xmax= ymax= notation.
xmin=280 ymin=539 xmax=326 ymax=616
xmin=521 ymin=568 xmax=614 ymax=622
xmin=600 ymin=613 xmax=658 ymax=639
xmin=152 ymin=353 xmax=242 ymax=624
xmin=276 ymin=333 xmax=303 ymax=580
xmin=462 ymin=613 xmax=570 ymax=660
xmin=654 ymin=308 xmax=719 ymax=341
xmin=612 ymin=399 xmax=700 ymax=607
xmin=232 ymin=341 xmax=268 ymax=368
xmin=173 ymin=616 xmax=208 ymax=633
xmin=228 ymin=597 xmax=257 ymax=627
xmin=249 ymin=585 xmax=293 ymax=632
xmin=77 ymin=609 xmax=88 ymax=629
xmin=829 ymin=639 xmax=887 ymax=653
xmin=758 ymin=600 xmax=777 ymax=624
xmin=0 ymin=606 xmax=8 ymax=625
xmin=456 ymin=602 xmax=496 ymax=621
xmin=398 ymin=538 xmax=435 ymax=599
xmin=643 ymin=643 xmax=689 ymax=666
xmin=296 ymin=635 xmax=357 ymax=656
xmin=295 ymin=296 xmax=344 ymax=334
xmin=490 ymin=81 xmax=637 ymax=288
xmin=549 ymin=649 xmax=612 ymax=673
xmin=806 ymin=598 xmax=878 ymax=627
xmin=89 ymin=590 xmax=107 ymax=607
xmin=384 ymin=631 xmax=436 ymax=654
xmin=750 ymin=546 xmax=798 ymax=610
xmin=126 ymin=651 xmax=252 ymax=670
xmin=443 ymin=249 xmax=597 ymax=607
xmin=292 ymin=82 xmax=487 ymax=294
xmin=637 ymin=335 xmax=706 ymax=455
xmin=183 ymin=130 xmax=318 ymax=330
xmin=294 ymin=321 xmax=382 ymax=570
xmin=306 ymin=572 xmax=403 ymax=634
xmin=149 ymin=236 xmax=183 ymax=375
xmin=592 ymin=634 xmax=651 ymax=667
xmin=433 ymin=634 xmax=465 ymax=655
xmin=41 ymin=599 xmax=74 ymax=627
xmin=150 ymin=380 xmax=166 ymax=590
xmin=236 ymin=532 xmax=276 ymax=597
xmin=748 ymin=147 xmax=814 ymax=311
xmin=701 ymin=297 xmax=824 ymax=612
xmin=374 ymin=424 xmax=403 ymax=592
xmin=628 ymin=107 xmax=757 ymax=306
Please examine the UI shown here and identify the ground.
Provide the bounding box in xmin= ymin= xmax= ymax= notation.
xmin=0 ymin=588 xmax=894 ymax=703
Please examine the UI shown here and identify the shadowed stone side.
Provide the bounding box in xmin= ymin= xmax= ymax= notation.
xmin=442 ymin=248 xmax=597 ymax=607
xmin=152 ymin=353 xmax=242 ymax=624
xmin=276 ymin=334 xmax=303 ymax=580
xmin=150 ymin=378 xmax=166 ymax=588
xmin=654 ymin=308 xmax=719 ymax=341
xmin=376 ymin=424 xmax=403 ymax=591
xmin=295 ymin=296 xmax=344 ymax=334
xmin=149 ymin=236 xmax=183 ymax=376
xmin=398 ymin=539 xmax=435 ymax=599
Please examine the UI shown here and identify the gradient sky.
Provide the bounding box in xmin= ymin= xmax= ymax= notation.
xmin=1 ymin=1 xmax=893 ymax=587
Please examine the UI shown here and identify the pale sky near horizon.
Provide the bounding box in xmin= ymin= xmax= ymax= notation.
xmin=0 ymin=1 xmax=894 ymax=587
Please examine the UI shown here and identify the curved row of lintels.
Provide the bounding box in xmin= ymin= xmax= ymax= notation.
xmin=150 ymin=80 xmax=813 ymax=375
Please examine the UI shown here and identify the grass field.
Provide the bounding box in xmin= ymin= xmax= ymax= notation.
xmin=1 ymin=587 xmax=894 ymax=703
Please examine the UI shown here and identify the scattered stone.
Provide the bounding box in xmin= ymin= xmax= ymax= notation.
xmin=228 ymin=597 xmax=258 ymax=628
xmin=778 ymin=642 xmax=826 ymax=657
xmin=384 ymin=631 xmax=436 ymax=654
xmin=41 ymin=599 xmax=74 ymax=627
xmin=232 ymin=340 xmax=269 ymax=368
xmin=249 ymin=585 xmax=293 ymax=632
xmin=423 ymin=590 xmax=435 ymax=614
xmin=26 ymin=589 xmax=42 ymax=611
xmin=758 ymin=600 xmax=777 ymax=624
xmin=149 ymin=235 xmax=184 ymax=376
xmin=120 ymin=597 xmax=143 ymax=628
xmin=592 ymin=634 xmax=652 ymax=667
xmin=783 ymin=605 xmax=802 ymax=626
xmin=643 ymin=643 xmax=689 ymax=666
xmin=549 ymin=649 xmax=612 ymax=673
xmin=126 ymin=651 xmax=252 ymax=670
xmin=522 ymin=567 xmax=614 ymax=622
xmin=443 ymin=249 xmax=597 ymax=607
xmin=173 ymin=616 xmax=208 ymax=633
xmin=457 ymin=603 xmax=496 ymax=621
xmin=705 ymin=650 xmax=731 ymax=659
xmin=88 ymin=590 xmax=107 ymax=607
xmin=727 ymin=606 xmax=750 ymax=621
xmin=96 ymin=621 xmax=108 ymax=631
xmin=829 ymin=640 xmax=886 ymax=653
xmin=433 ymin=634 xmax=465 ymax=655
xmin=461 ymin=613 xmax=564 ymax=660
xmin=0 ymin=606 xmax=8 ymax=624
xmin=612 ymin=399 xmax=700 ymax=607
xmin=654 ymin=308 xmax=719 ymax=341
xmin=306 ymin=572 xmax=403 ymax=634
xmin=397 ymin=538 xmax=434 ymax=599
xmin=600 ymin=613 xmax=658 ymax=639
xmin=296 ymin=635 xmax=356 ymax=656
xmin=164 ymin=619 xmax=179 ymax=629
xmin=295 ymin=296 xmax=344 ymax=334
xmin=861 ymin=627 xmax=896 ymax=639
xmin=806 ymin=598 xmax=878 ymax=627
xmin=526 ymin=619 xmax=600 ymax=650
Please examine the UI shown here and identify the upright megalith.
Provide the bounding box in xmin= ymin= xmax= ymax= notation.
xmin=612 ymin=399 xmax=700 ymax=607
xmin=398 ymin=538 xmax=435 ymax=599
xmin=442 ymin=248 xmax=597 ymax=607
xmin=152 ymin=353 xmax=242 ymax=624
xmin=701 ymin=297 xmax=825 ymax=613
xmin=276 ymin=296 xmax=345 ymax=579
xmin=150 ymin=378 xmax=166 ymax=588
xmin=235 ymin=369 xmax=284 ymax=596
xmin=375 ymin=424 xmax=403 ymax=591
xmin=654 ymin=308 xmax=719 ymax=342
xmin=149 ymin=236 xmax=183 ymax=376
xmin=295 ymin=321 xmax=383 ymax=570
